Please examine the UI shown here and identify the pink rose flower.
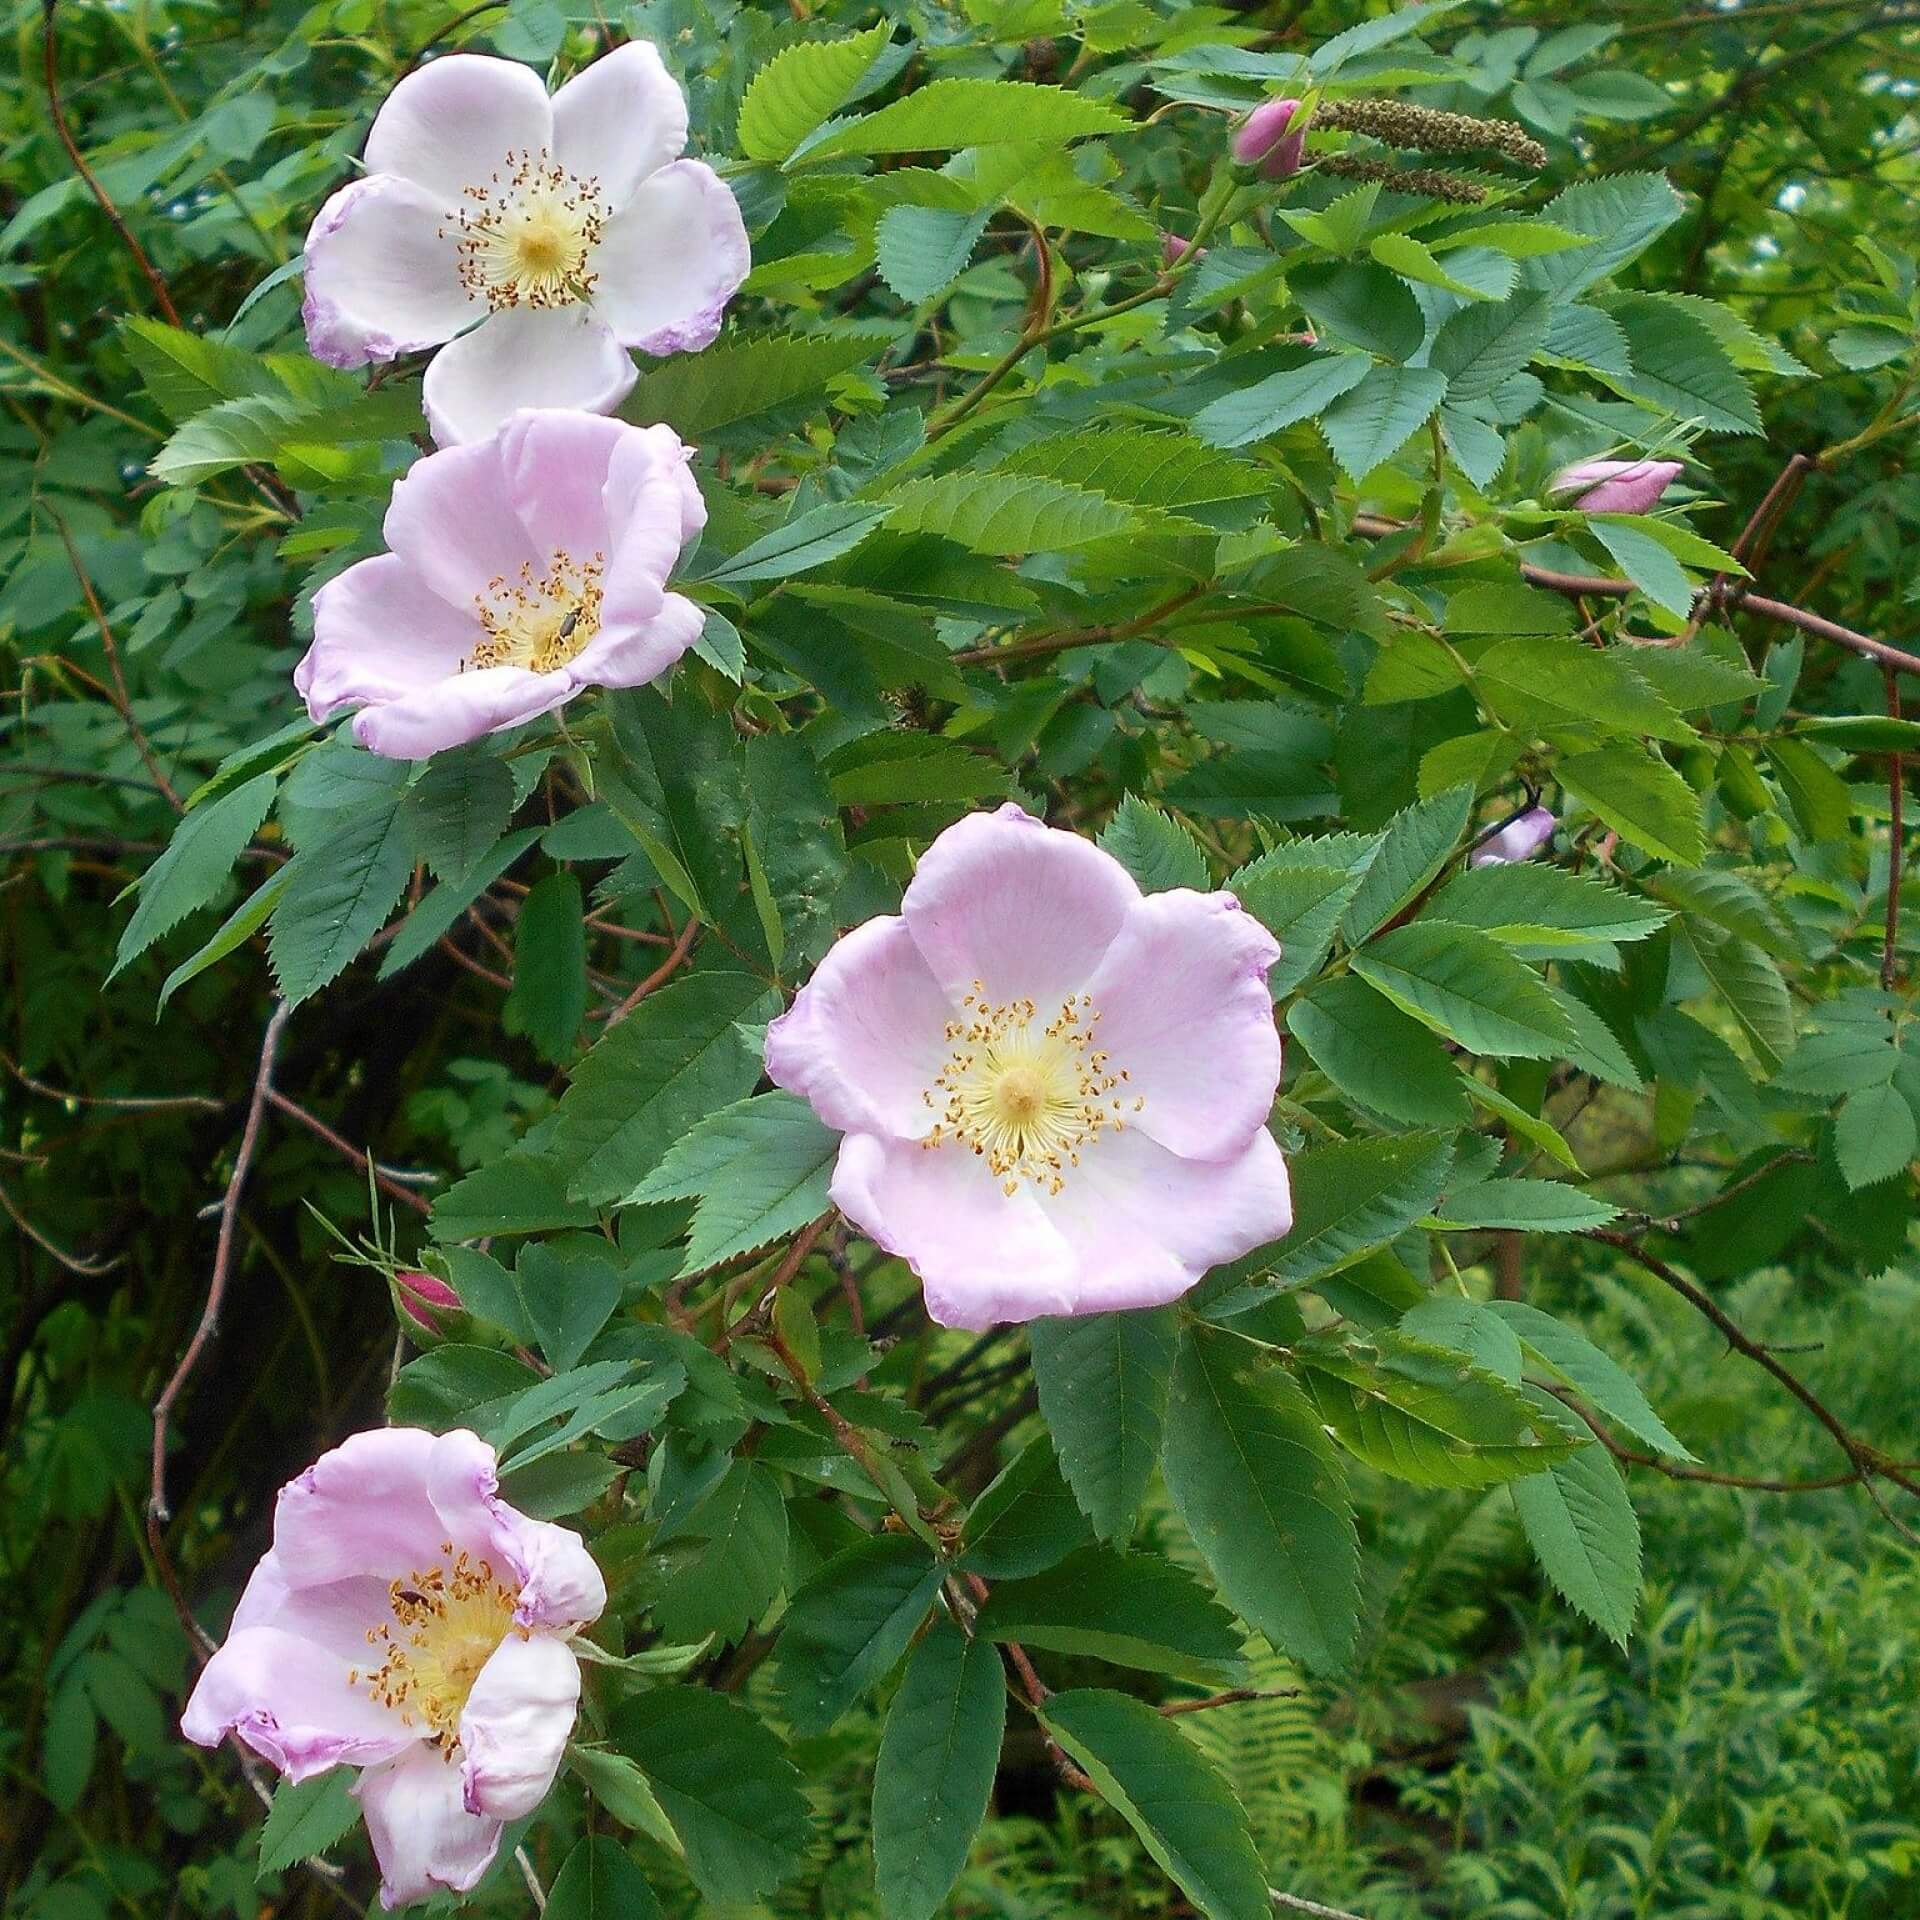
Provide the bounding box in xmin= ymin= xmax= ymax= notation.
xmin=302 ymin=43 xmax=750 ymax=445
xmin=1470 ymin=806 xmax=1556 ymax=867
xmin=765 ymin=805 xmax=1293 ymax=1330
xmin=1231 ymin=97 xmax=1306 ymax=180
xmin=296 ymin=409 xmax=705 ymax=759
xmin=1548 ymin=458 xmax=1684 ymax=515
xmin=182 ymin=1428 xmax=605 ymax=1911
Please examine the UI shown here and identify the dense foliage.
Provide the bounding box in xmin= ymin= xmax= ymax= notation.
xmin=4 ymin=1 xmax=1919 ymax=1917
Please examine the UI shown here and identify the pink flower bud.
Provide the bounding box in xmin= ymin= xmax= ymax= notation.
xmin=1548 ymin=458 xmax=1685 ymax=516
xmin=1161 ymin=232 xmax=1202 ymax=268
xmin=394 ymin=1268 xmax=460 ymax=1333
xmin=1232 ymin=98 xmax=1306 ymax=180
xmin=1470 ymin=807 xmax=1556 ymax=868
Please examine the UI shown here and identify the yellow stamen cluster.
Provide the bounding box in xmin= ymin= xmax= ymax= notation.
xmin=448 ymin=151 xmax=606 ymax=311
xmin=468 ymin=550 xmax=604 ymax=675
xmin=350 ymin=1544 xmax=522 ymax=1751
xmin=923 ymin=984 xmax=1141 ymax=1197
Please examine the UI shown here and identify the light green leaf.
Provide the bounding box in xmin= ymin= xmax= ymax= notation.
xmin=1511 ymin=1390 xmax=1642 ymax=1646
xmin=1351 ymin=921 xmax=1574 ymax=1059
xmin=1558 ymin=747 xmax=1705 ymax=865
xmin=623 ymin=329 xmax=893 ymax=444
xmin=1190 ymin=353 xmax=1372 ymax=450
xmin=738 ymin=24 xmax=892 ymax=163
xmin=878 ymin=472 xmax=1137 ymax=553
xmin=1431 ymin=862 xmax=1668 ymax=950
xmin=877 ymin=204 xmax=992 ymax=302
xmin=798 ymin=79 xmax=1130 ymax=161
xmin=1230 ymin=833 xmax=1380 ymax=994
xmin=1430 ymin=1177 xmax=1620 ymax=1231
xmin=1477 ymin=634 xmax=1696 ymax=743
xmin=702 ymin=501 xmax=891 ymax=586
xmin=1488 ymin=1301 xmax=1693 ymax=1460
xmin=1834 ymin=1081 xmax=1918 ymax=1191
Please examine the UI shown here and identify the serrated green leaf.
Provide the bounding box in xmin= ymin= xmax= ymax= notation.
xmin=399 ymin=750 xmax=516 ymax=882
xmin=702 ymin=501 xmax=892 ymax=586
xmin=1431 ymin=1177 xmax=1619 ymax=1231
xmin=738 ymin=24 xmax=892 ymax=163
xmin=112 ymin=771 xmax=276 ymax=979
xmin=1029 ymin=1308 xmax=1177 ymax=1540
xmin=1558 ymin=746 xmax=1705 ymax=865
xmin=873 ymin=1618 xmax=1004 ymax=1920
xmin=1477 ymin=634 xmax=1696 ymax=743
xmin=1511 ymin=1389 xmax=1641 ymax=1646
xmin=1231 ymin=833 xmax=1380 ymax=994
xmin=1290 ymin=975 xmax=1471 ymax=1126
xmin=1431 ymin=862 xmax=1668 ymax=949
xmin=653 ymin=1460 xmax=790 ymax=1644
xmin=548 ymin=970 xmax=782 ymax=1204
xmin=799 ymin=79 xmax=1130 ymax=161
xmin=1318 ymin=364 xmax=1450 ymax=481
xmin=504 ymin=872 xmax=587 ymax=1065
xmin=267 ymin=799 xmax=413 ymax=1006
xmin=878 ymin=472 xmax=1137 ymax=553
xmin=256 ymin=1770 xmax=359 ymax=1877
xmin=877 ymin=204 xmax=992 ymax=302
xmin=623 ymin=329 xmax=892 ymax=443
xmin=1488 ymin=1301 xmax=1693 ymax=1460
xmin=1603 ymin=293 xmax=1763 ymax=436
xmin=1522 ymin=173 xmax=1684 ymax=300
xmin=775 ymin=1534 xmax=942 ymax=1734
xmin=1162 ymin=1327 xmax=1357 ymax=1673
xmin=1099 ymin=796 xmax=1208 ymax=892
xmin=1352 ymin=921 xmax=1573 ymax=1059
xmin=544 ymin=1836 xmax=661 ymax=1920
xmin=1341 ymin=785 xmax=1472 ymax=941
xmin=1190 ymin=353 xmax=1372 ymax=450
xmin=1834 ymin=1080 xmax=1917 ymax=1190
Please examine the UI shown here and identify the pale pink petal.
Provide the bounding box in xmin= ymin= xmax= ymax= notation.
xmin=230 ymin=1553 xmax=399 ymax=1662
xmin=588 ymin=160 xmax=749 ymax=355
xmin=352 ymin=664 xmax=576 ymax=759
xmin=302 ymin=175 xmax=477 ymax=368
xmin=1079 ymin=890 xmax=1282 ymax=1159
xmin=550 ymin=40 xmax=688 ymax=205
xmin=425 ymin=1429 xmax=607 ymax=1629
xmin=597 ymin=425 xmax=707 ymax=632
xmin=1049 ymin=1126 xmax=1293 ymax=1313
xmin=423 ymin=307 xmax=637 ymax=447
xmin=269 ymin=1429 xmax=445 ymax=1590
xmin=1548 ymin=458 xmax=1683 ymax=515
xmin=181 ymin=1626 xmax=418 ymax=1781
xmin=381 ymin=434 xmax=535 ymax=609
xmin=362 ymin=53 xmax=554 ymax=207
xmin=457 ymin=1634 xmax=580 ymax=1819
xmin=830 ymin=1132 xmax=1078 ymax=1331
xmin=560 ymin=589 xmax=702 ymax=694
xmin=355 ymin=1744 xmax=503 ymax=1911
xmin=1470 ymin=805 xmax=1557 ymax=867
xmin=766 ymin=915 xmax=956 ymax=1139
xmin=300 ymin=555 xmax=480 ymax=722
xmin=902 ymin=804 xmax=1139 ymax=1007
xmin=495 ymin=409 xmax=629 ymax=565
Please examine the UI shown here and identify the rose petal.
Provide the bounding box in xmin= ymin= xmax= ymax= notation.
xmin=381 ymin=434 xmax=535 ymax=610
xmin=351 ymin=664 xmax=577 ymax=759
xmin=550 ymin=40 xmax=688 ymax=206
xmin=902 ymin=804 xmax=1138 ymax=1008
xmin=589 ymin=160 xmax=750 ymax=356
xmin=1078 ymin=889 xmax=1281 ymax=1159
xmin=422 ymin=307 xmax=637 ymax=447
xmin=561 ymin=589 xmax=703 ymax=696
xmin=1048 ymin=1125 xmax=1293 ymax=1313
xmin=302 ymin=175 xmax=477 ymax=368
xmin=354 ymin=1744 xmax=503 ymax=1911
xmin=181 ymin=1625 xmax=417 ymax=1781
xmin=425 ymin=1429 xmax=607 ymax=1629
xmin=829 ymin=1132 xmax=1077 ymax=1331
xmin=597 ymin=424 xmax=706 ymax=632
xmin=269 ymin=1428 xmax=447 ymax=1590
xmin=300 ymin=554 xmax=480 ymax=722
xmin=494 ymin=408 xmax=630 ymax=567
xmin=765 ymin=914 xmax=954 ymax=1139
xmin=457 ymin=1633 xmax=580 ymax=1820
xmin=363 ymin=53 xmax=555 ymax=207
xmin=229 ymin=1553 xmax=399 ymax=1663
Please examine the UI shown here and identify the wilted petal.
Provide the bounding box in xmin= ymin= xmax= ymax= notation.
xmin=181 ymin=1626 xmax=417 ymax=1781
xmin=765 ymin=915 xmax=955 ymax=1140
xmin=550 ymin=40 xmax=688 ymax=205
xmin=426 ymin=1428 xmax=606 ymax=1628
xmin=355 ymin=1744 xmax=503 ymax=1911
xmin=300 ymin=554 xmax=479 ymax=721
xmin=589 ymin=160 xmax=750 ymax=356
xmin=902 ymin=804 xmax=1138 ymax=1006
xmin=423 ymin=307 xmax=637 ymax=447
xmin=1080 ymin=889 xmax=1281 ymax=1159
xmin=302 ymin=175 xmax=477 ymax=368
xmin=829 ymin=1132 xmax=1078 ymax=1331
xmin=352 ymin=664 xmax=575 ymax=759
xmin=363 ymin=53 xmax=554 ymax=207
xmin=458 ymin=1633 xmax=580 ymax=1819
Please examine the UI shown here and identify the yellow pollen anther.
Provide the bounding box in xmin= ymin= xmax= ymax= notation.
xmin=446 ymin=150 xmax=607 ymax=312
xmin=356 ymin=1550 xmax=523 ymax=1753
xmin=467 ymin=549 xmax=604 ymax=675
xmin=920 ymin=983 xmax=1136 ymax=1197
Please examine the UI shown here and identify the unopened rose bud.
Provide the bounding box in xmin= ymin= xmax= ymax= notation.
xmin=393 ymin=1268 xmax=463 ymax=1339
xmin=1232 ymin=97 xmax=1306 ymax=180
xmin=1470 ymin=807 xmax=1556 ymax=868
xmin=1161 ymin=232 xmax=1202 ymax=268
xmin=1548 ymin=458 xmax=1685 ymax=516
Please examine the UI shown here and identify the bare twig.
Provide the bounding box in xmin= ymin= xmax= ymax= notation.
xmin=602 ymin=913 xmax=700 ymax=1027
xmin=148 ymin=1001 xmax=291 ymax=1652
xmin=513 ymin=1846 xmax=547 ymax=1912
xmin=264 ymin=1089 xmax=434 ymax=1216
xmin=1160 ymin=1686 xmax=1305 ymax=1717
xmin=1885 ymin=664 xmax=1905 ymax=992
xmin=0 ymin=1182 xmax=122 ymax=1275
xmin=3 ymin=1051 xmax=222 ymax=1113
xmin=1272 ymin=1893 xmax=1367 ymax=1920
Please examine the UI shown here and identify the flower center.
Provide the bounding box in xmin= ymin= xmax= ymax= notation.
xmin=468 ymin=550 xmax=604 ymax=675
xmin=448 ymin=151 xmax=607 ymax=312
xmin=352 ymin=1546 xmax=522 ymax=1752
xmin=923 ymin=985 xmax=1141 ymax=1197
